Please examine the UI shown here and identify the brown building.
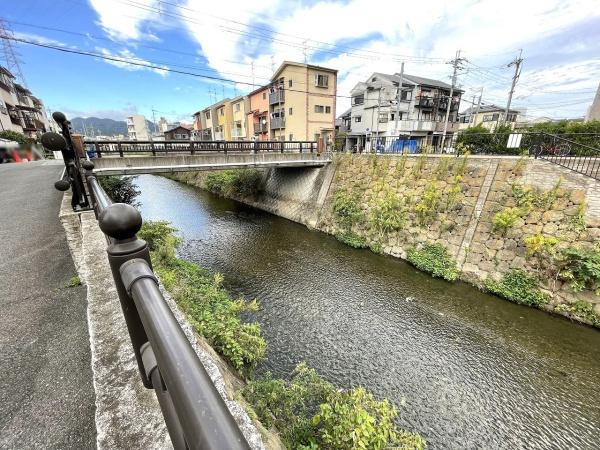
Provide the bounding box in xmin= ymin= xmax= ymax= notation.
xmin=164 ymin=125 xmax=191 ymax=140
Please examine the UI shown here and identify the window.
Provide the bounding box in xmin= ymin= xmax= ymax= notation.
xmin=235 ymin=103 xmax=240 ymax=112
xmin=288 ymin=79 xmax=293 ymax=87
xmin=325 ymin=106 xmax=331 ymax=114
xmin=400 ymin=89 xmax=412 ymax=101
xmin=219 ymin=108 xmax=224 ymax=116
xmin=0 ymin=100 xmax=6 ymax=115
xmin=289 ymin=107 xmax=293 ymax=115
xmin=315 ymin=74 xmax=329 ymax=88
xmin=492 ymin=113 xmax=500 ymax=121
xmin=390 ymin=113 xmax=395 ymax=121
xmin=507 ymin=113 xmax=517 ymax=122
xmin=289 ymin=134 xmax=294 ymax=140
xmin=378 ymin=112 xmax=388 ymax=123
xmin=354 ymin=116 xmax=361 ymax=123
xmin=314 ymin=105 xmax=324 ymax=113
xmin=352 ymin=95 xmax=364 ymax=105
xmin=205 ymin=111 xmax=210 ymax=119
xmin=483 ymin=114 xmax=492 ymax=122
xmin=262 ymin=92 xmax=266 ymax=100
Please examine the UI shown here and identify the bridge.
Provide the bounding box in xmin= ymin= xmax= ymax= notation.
xmin=85 ymin=139 xmax=331 ymax=176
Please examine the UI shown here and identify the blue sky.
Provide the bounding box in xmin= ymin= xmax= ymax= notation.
xmin=2 ymin=0 xmax=599 ymax=122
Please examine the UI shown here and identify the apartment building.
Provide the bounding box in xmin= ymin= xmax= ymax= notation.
xmin=268 ymin=61 xmax=337 ymax=144
xmin=347 ymin=72 xmax=463 ymax=151
xmin=230 ymin=96 xmax=247 ymax=140
xmin=459 ymin=104 xmax=522 ymax=131
xmin=246 ymin=86 xmax=270 ymax=141
xmin=126 ymin=114 xmax=150 ymax=140
xmin=0 ymin=66 xmax=50 ymax=137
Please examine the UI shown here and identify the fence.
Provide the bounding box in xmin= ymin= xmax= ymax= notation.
xmin=85 ymin=139 xmax=317 ymax=157
xmin=45 ymin=112 xmax=251 ymax=449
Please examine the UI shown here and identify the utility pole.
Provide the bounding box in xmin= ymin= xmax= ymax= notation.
xmin=472 ymin=87 xmax=483 ymax=128
xmin=152 ymin=107 xmax=158 ymax=138
xmin=302 ymin=40 xmax=308 ymax=63
xmin=503 ymin=49 xmax=523 ymax=125
xmin=375 ymin=87 xmax=383 ymax=152
xmin=393 ymin=62 xmax=404 ymax=135
xmin=251 ymin=61 xmax=255 ymax=89
xmin=441 ymin=50 xmax=465 ymax=152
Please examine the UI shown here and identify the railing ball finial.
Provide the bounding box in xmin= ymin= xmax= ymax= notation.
xmin=41 ymin=132 xmax=67 ymax=152
xmin=98 ymin=203 xmax=143 ymax=240
xmin=82 ymin=160 xmax=95 ymax=171
xmin=54 ymin=179 xmax=71 ymax=191
xmin=52 ymin=111 xmax=67 ymax=124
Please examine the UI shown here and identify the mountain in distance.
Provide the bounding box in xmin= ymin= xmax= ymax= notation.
xmin=70 ymin=117 xmax=158 ymax=137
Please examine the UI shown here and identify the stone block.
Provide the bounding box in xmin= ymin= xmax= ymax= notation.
xmin=570 ymin=190 xmax=586 ymax=205
xmin=496 ymin=249 xmax=514 ymax=261
xmin=542 ymin=222 xmax=558 ymax=234
xmin=542 ymin=210 xmax=564 ymax=222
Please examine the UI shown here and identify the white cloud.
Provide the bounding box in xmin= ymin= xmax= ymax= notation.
xmin=96 ymin=47 xmax=169 ymax=76
xmin=88 ymin=0 xmax=600 ymax=117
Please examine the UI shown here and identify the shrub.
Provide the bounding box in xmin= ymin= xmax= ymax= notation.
xmin=140 ymin=220 xmax=266 ymax=371
xmin=333 ymin=190 xmax=363 ymax=229
xmin=414 ymin=183 xmax=441 ymax=225
xmin=205 ymin=169 xmax=262 ymax=197
xmin=492 ymin=207 xmax=521 ymax=234
xmin=407 ymin=243 xmax=459 ymax=281
xmin=0 ymin=130 xmax=33 ymax=145
xmin=335 ymin=231 xmax=368 ymax=249
xmin=369 ymin=190 xmax=406 ymax=237
xmin=445 ymin=175 xmax=463 ymax=211
xmin=555 ymin=301 xmax=600 ymax=327
xmin=559 ymin=247 xmax=600 ymax=294
xmin=485 ymin=270 xmax=548 ymax=307
xmin=243 ymin=363 xmax=425 ymax=450
xmin=524 ymin=234 xmax=560 ymax=257
xmin=99 ymin=175 xmax=141 ymax=206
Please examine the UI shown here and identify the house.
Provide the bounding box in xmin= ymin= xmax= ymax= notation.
xmin=0 ymin=66 xmax=50 ymax=137
xmin=347 ymin=72 xmax=463 ymax=151
xmin=459 ymin=104 xmax=521 ymax=131
xmin=164 ymin=125 xmax=191 ymax=140
xmin=230 ymin=96 xmax=247 ymax=140
xmin=126 ymin=115 xmax=150 ymax=140
xmin=246 ymin=86 xmax=270 ymax=141
xmin=268 ymin=61 xmax=337 ymax=145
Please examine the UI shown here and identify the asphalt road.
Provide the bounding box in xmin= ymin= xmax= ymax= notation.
xmin=0 ymin=161 xmax=96 ymax=449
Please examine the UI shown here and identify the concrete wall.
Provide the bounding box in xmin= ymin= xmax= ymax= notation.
xmin=170 ymin=154 xmax=600 ymax=326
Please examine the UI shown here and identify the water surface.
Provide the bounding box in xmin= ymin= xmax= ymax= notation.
xmin=136 ymin=175 xmax=600 ymax=449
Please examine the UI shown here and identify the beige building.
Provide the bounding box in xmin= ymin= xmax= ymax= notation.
xmin=126 ymin=114 xmax=150 ymax=140
xmin=459 ymin=104 xmax=521 ymax=131
xmin=230 ymin=96 xmax=247 ymax=140
xmin=268 ymin=61 xmax=337 ymax=145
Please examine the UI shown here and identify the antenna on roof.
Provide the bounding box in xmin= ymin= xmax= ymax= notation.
xmin=0 ymin=19 xmax=27 ymax=87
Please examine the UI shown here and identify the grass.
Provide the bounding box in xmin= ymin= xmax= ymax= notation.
xmin=65 ymin=274 xmax=81 ymax=288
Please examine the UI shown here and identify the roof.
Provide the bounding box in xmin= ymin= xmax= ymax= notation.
xmin=13 ymin=83 xmax=32 ymax=94
xmin=359 ymin=72 xmax=462 ymax=93
xmin=202 ymin=97 xmax=231 ymax=112
xmin=0 ymin=66 xmax=15 ymax=78
xmin=164 ymin=125 xmax=192 ymax=134
xmin=271 ymin=61 xmax=337 ymax=82
xmin=230 ymin=95 xmax=245 ymax=103
xmin=247 ymin=85 xmax=269 ymax=97
xmin=461 ymin=104 xmax=520 ymax=115
xmin=402 ymin=74 xmax=455 ymax=91
xmin=337 ymin=108 xmax=351 ymax=119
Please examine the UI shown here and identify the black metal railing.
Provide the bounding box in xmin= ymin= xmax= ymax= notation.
xmin=84 ymin=139 xmax=316 ymax=157
xmin=532 ymin=133 xmax=600 ymax=180
xmin=44 ymin=112 xmax=252 ymax=450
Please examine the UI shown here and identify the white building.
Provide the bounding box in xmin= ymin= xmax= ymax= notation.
xmin=347 ymin=72 xmax=463 ymax=151
xmin=586 ymin=83 xmax=600 ymax=122
xmin=126 ymin=114 xmax=150 ymax=140
xmin=0 ymin=66 xmax=50 ymax=137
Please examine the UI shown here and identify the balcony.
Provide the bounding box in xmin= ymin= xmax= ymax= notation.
xmin=231 ymin=127 xmax=245 ymax=139
xmin=254 ymin=122 xmax=268 ymax=134
xmin=415 ymin=96 xmax=435 ymax=108
xmin=435 ymin=121 xmax=459 ymax=132
xmin=394 ymin=120 xmax=435 ymax=132
xmin=270 ymin=117 xmax=285 ymax=129
xmin=269 ymin=89 xmax=285 ymax=105
xmin=22 ymin=119 xmax=37 ymax=131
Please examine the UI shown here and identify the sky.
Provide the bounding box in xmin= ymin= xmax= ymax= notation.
xmin=2 ymin=0 xmax=600 ymax=123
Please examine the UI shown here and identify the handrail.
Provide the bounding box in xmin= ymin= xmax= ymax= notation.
xmin=539 ymin=132 xmax=600 ymax=153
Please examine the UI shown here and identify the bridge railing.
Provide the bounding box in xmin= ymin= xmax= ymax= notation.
xmin=44 ymin=112 xmax=251 ymax=450
xmin=85 ymin=139 xmax=318 ymax=157
xmin=531 ymin=132 xmax=600 ymax=180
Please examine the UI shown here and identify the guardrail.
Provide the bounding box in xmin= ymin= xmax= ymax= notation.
xmin=532 ymin=132 xmax=600 ymax=180
xmin=44 ymin=111 xmax=251 ymax=450
xmin=85 ymin=139 xmax=317 ymax=157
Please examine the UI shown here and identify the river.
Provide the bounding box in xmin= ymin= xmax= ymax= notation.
xmin=135 ymin=174 xmax=600 ymax=450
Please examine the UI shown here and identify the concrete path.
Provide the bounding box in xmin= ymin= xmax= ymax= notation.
xmin=0 ymin=161 xmax=96 ymax=449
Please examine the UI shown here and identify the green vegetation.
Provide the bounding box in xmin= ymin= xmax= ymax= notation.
xmin=65 ymin=274 xmax=82 ymax=288
xmin=568 ymin=202 xmax=587 ymax=232
xmin=205 ymin=170 xmax=262 ymax=197
xmin=526 ymin=119 xmax=600 ymax=154
xmin=407 ymin=243 xmax=459 ymax=281
xmin=138 ymin=220 xmax=266 ymax=371
xmin=492 ymin=207 xmax=520 ymax=234
xmin=414 ymin=183 xmax=441 ymax=225
xmin=456 ymin=124 xmax=520 ymax=155
xmin=559 ymin=246 xmax=600 ymax=295
xmin=435 ymin=157 xmax=453 ymax=180
xmin=333 ymin=189 xmax=363 ymax=229
xmin=524 ymin=234 xmax=560 ymax=257
xmin=445 ymin=175 xmax=463 ymax=211
xmin=511 ymin=178 xmax=563 ymax=211
xmin=99 ymin=175 xmax=141 ymax=206
xmin=243 ymin=363 xmax=425 ymax=450
xmin=369 ymin=190 xmax=406 ymax=238
xmin=0 ymin=130 xmax=33 ymax=145
xmin=485 ymin=270 xmax=548 ymax=307
xmin=335 ymin=231 xmax=368 ymax=249
xmin=555 ymin=301 xmax=600 ymax=327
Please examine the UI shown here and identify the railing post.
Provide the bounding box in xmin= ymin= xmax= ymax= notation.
xmin=118 ymin=141 xmax=123 ymax=157
xmin=97 ymin=204 xmax=152 ymax=388
xmin=299 ymin=142 xmax=302 ymax=153
xmin=151 ymin=141 xmax=156 ymax=156
xmin=94 ymin=141 xmax=102 ymax=158
xmin=190 ymin=141 xmax=195 ymax=155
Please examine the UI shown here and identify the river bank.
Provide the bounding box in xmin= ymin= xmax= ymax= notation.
xmin=136 ymin=174 xmax=600 ymax=449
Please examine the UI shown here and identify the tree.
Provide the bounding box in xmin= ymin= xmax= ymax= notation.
xmin=98 ymin=176 xmax=141 ymax=206
xmin=0 ymin=130 xmax=33 ymax=145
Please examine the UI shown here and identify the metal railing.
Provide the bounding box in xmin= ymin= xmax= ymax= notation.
xmin=44 ymin=111 xmax=252 ymax=450
xmin=532 ymin=133 xmax=600 ymax=180
xmin=85 ymin=139 xmax=316 ymax=156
